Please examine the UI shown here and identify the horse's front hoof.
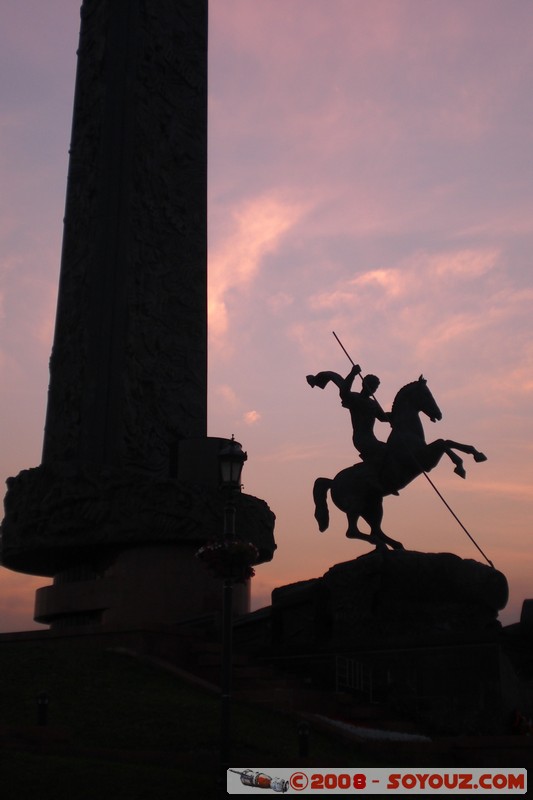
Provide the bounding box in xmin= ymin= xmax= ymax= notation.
xmin=454 ymin=465 xmax=466 ymax=479
xmin=474 ymin=451 xmax=487 ymax=462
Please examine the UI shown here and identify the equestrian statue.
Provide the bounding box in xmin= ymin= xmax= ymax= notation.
xmin=307 ymin=343 xmax=487 ymax=552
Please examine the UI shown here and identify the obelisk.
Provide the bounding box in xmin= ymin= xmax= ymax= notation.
xmin=44 ymin=0 xmax=207 ymax=473
xmin=1 ymin=0 xmax=275 ymax=629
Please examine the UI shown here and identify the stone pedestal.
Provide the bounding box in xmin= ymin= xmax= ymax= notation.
xmin=269 ymin=551 xmax=510 ymax=734
xmin=272 ymin=550 xmax=508 ymax=650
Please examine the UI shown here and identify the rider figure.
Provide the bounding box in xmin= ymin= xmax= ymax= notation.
xmin=307 ymin=365 xmax=396 ymax=491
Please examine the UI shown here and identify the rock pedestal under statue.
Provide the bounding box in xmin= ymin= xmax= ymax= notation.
xmin=267 ymin=550 xmax=510 ymax=734
xmin=272 ymin=550 xmax=508 ymax=650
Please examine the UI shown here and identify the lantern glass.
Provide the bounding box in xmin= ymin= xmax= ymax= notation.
xmin=219 ymin=437 xmax=247 ymax=488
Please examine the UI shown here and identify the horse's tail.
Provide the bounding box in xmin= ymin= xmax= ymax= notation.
xmin=313 ymin=477 xmax=332 ymax=532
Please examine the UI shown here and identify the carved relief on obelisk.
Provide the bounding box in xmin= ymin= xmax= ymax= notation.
xmin=43 ymin=0 xmax=207 ymax=477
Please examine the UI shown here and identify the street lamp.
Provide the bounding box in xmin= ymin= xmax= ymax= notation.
xmin=218 ymin=435 xmax=247 ymax=491
xmin=218 ymin=436 xmax=247 ymax=785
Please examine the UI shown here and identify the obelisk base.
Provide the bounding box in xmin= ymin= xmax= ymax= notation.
xmin=2 ymin=438 xmax=276 ymax=630
xmin=34 ymin=544 xmax=251 ymax=629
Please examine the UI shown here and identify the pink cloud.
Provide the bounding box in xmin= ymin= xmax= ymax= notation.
xmin=209 ymin=193 xmax=306 ymax=344
xmin=431 ymin=248 xmax=499 ymax=278
xmin=308 ymin=247 xmax=503 ymax=317
xmin=214 ymin=384 xmax=240 ymax=409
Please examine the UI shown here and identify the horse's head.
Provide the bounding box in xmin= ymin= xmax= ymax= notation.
xmin=391 ymin=376 xmax=442 ymax=427
xmin=414 ymin=375 xmax=442 ymax=422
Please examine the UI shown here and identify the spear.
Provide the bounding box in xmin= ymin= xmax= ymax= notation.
xmin=332 ymin=330 xmax=357 ymax=368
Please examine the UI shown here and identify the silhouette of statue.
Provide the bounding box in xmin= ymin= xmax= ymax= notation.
xmin=310 ymin=376 xmax=487 ymax=551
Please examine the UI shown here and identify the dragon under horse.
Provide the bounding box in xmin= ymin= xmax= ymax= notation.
xmin=313 ymin=376 xmax=487 ymax=551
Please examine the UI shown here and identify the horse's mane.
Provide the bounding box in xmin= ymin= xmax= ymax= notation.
xmin=390 ymin=377 xmax=426 ymax=418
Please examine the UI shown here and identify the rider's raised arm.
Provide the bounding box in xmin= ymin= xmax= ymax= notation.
xmin=339 ymin=364 xmax=361 ymax=401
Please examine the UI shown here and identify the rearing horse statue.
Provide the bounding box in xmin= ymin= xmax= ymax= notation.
xmin=313 ymin=376 xmax=486 ymax=551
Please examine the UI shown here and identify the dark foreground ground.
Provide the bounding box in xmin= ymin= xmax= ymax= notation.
xmin=0 ymin=638 xmax=380 ymax=799
xmin=2 ymin=636 xmax=530 ymax=798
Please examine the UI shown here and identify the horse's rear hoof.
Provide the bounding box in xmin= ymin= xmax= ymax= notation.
xmin=315 ymin=511 xmax=329 ymax=532
xmin=454 ymin=465 xmax=466 ymax=479
xmin=474 ymin=452 xmax=487 ymax=462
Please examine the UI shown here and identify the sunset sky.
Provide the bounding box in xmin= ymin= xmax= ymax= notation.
xmin=1 ymin=0 xmax=532 ymax=631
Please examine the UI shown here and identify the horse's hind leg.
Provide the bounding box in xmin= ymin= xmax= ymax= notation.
xmin=345 ymin=509 xmax=374 ymax=543
xmin=362 ymin=495 xmax=404 ymax=551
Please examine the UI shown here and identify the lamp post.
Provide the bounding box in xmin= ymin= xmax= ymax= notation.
xmin=218 ymin=436 xmax=247 ymax=782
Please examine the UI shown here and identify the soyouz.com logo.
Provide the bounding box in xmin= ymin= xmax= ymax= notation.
xmin=227 ymin=767 xmax=527 ymax=794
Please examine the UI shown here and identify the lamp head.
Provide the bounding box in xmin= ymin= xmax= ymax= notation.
xmin=218 ymin=435 xmax=247 ymax=489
